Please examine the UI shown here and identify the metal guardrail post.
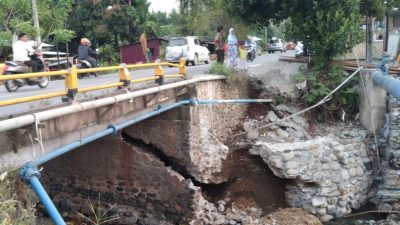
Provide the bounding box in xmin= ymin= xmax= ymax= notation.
xmin=155 ymin=62 xmax=164 ymax=85
xmin=179 ymin=58 xmax=186 ymax=76
xmin=119 ymin=63 xmax=131 ymax=88
xmin=63 ymin=65 xmax=78 ymax=102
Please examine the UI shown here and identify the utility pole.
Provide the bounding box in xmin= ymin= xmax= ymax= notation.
xmin=31 ymin=0 xmax=42 ymax=49
xmin=366 ymin=16 xmax=373 ymax=65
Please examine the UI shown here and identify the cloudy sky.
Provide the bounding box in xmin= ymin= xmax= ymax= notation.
xmin=148 ymin=0 xmax=179 ymax=13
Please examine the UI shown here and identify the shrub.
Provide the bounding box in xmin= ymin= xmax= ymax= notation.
xmin=0 ymin=170 xmax=38 ymax=225
xmin=302 ymin=64 xmax=359 ymax=111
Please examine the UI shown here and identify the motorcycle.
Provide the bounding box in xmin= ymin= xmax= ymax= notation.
xmin=3 ymin=55 xmax=49 ymax=92
xmin=74 ymin=49 xmax=99 ymax=79
xmin=294 ymin=42 xmax=304 ymax=57
xmin=295 ymin=41 xmax=313 ymax=57
xmin=245 ymin=40 xmax=256 ymax=62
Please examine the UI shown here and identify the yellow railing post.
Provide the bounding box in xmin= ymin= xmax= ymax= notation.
xmin=119 ymin=63 xmax=131 ymax=88
xmin=64 ymin=65 xmax=79 ymax=102
xmin=155 ymin=61 xmax=164 ymax=85
xmin=179 ymin=58 xmax=186 ymax=77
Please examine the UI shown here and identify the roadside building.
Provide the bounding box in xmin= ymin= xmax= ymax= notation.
xmin=120 ymin=38 xmax=167 ymax=64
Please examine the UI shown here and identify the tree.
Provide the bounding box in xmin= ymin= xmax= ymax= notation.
xmin=68 ymin=0 xmax=154 ymax=47
xmin=179 ymin=0 xmax=218 ymax=35
xmin=225 ymin=0 xmax=362 ymax=68
xmin=295 ymin=0 xmax=362 ymax=68
xmin=225 ymin=0 xmax=364 ymax=110
xmin=0 ymin=0 xmax=75 ymax=60
xmin=224 ymin=0 xmax=287 ymax=26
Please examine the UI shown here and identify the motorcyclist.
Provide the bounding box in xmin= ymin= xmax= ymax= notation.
xmin=12 ymin=33 xmax=43 ymax=72
xmin=78 ymin=38 xmax=98 ymax=69
xmin=245 ymin=36 xmax=256 ymax=61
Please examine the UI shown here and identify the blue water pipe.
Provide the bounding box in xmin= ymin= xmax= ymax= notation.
xmin=20 ymin=162 xmax=66 ymax=225
xmin=192 ymin=99 xmax=272 ymax=105
xmin=372 ymin=71 xmax=400 ymax=101
xmin=19 ymin=98 xmax=270 ymax=224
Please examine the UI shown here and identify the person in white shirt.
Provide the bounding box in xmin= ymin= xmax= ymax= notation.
xmin=12 ymin=33 xmax=42 ymax=72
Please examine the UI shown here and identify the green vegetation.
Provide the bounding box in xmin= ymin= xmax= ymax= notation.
xmin=77 ymin=195 xmax=120 ymax=225
xmin=225 ymin=0 xmax=365 ymax=110
xmin=0 ymin=170 xmax=38 ymax=225
xmin=0 ymin=0 xmax=75 ymax=60
xmin=294 ymin=65 xmax=359 ymax=112
xmin=207 ymin=62 xmax=234 ymax=76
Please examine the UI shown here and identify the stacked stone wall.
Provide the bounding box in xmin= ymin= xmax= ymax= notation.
xmin=250 ymin=134 xmax=373 ymax=222
xmin=41 ymin=136 xmax=203 ymax=225
xmin=377 ymin=94 xmax=400 ymax=211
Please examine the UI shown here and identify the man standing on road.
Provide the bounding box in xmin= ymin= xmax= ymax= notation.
xmin=12 ymin=33 xmax=42 ymax=72
xmin=214 ymin=25 xmax=225 ymax=64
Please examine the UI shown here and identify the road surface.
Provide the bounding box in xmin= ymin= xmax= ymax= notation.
xmin=0 ymin=51 xmax=291 ymax=118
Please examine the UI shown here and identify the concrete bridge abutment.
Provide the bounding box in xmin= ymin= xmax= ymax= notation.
xmin=14 ymin=76 xmax=250 ymax=224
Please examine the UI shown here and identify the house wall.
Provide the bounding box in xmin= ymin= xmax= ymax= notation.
xmin=120 ymin=39 xmax=161 ymax=64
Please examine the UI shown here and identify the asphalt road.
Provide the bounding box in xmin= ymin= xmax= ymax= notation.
xmin=0 ymin=51 xmax=291 ymax=118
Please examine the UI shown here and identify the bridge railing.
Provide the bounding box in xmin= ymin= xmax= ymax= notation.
xmin=0 ymin=59 xmax=186 ymax=107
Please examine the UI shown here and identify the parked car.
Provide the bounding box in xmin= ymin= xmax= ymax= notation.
xmin=267 ymin=38 xmax=286 ymax=53
xmin=165 ymin=36 xmax=210 ymax=66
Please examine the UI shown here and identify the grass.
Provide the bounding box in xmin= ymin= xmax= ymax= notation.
xmin=0 ymin=170 xmax=38 ymax=225
xmin=77 ymin=194 xmax=120 ymax=225
xmin=207 ymin=62 xmax=234 ymax=76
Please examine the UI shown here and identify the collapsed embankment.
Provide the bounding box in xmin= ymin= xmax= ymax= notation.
xmin=37 ymin=73 xmax=387 ymax=225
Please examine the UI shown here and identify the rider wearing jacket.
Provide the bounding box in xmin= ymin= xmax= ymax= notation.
xmin=78 ymin=38 xmax=98 ymax=68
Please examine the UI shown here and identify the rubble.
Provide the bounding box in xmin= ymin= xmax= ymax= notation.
xmin=198 ymin=199 xmax=321 ymax=225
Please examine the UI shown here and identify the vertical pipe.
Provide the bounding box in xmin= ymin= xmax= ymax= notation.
xmin=30 ymin=176 xmax=66 ymax=225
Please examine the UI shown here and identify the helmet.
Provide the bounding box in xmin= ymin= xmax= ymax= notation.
xmin=80 ymin=38 xmax=90 ymax=45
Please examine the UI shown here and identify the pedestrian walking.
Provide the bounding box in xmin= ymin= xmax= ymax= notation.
xmin=227 ymin=28 xmax=238 ymax=67
xmin=214 ymin=25 xmax=225 ymax=64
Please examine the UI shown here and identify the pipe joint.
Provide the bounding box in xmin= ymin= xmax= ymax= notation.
xmin=188 ymin=98 xmax=198 ymax=105
xmin=107 ymin=124 xmax=118 ymax=135
xmin=20 ymin=162 xmax=40 ymax=183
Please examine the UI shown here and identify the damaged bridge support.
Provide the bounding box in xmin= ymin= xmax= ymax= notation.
xmin=39 ymin=78 xmax=250 ymax=224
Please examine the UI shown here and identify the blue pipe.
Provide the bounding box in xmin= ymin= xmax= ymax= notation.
xmin=35 ymin=100 xmax=191 ymax=165
xmin=114 ymin=100 xmax=191 ymax=130
xmin=372 ymin=71 xmax=400 ymax=100
xmin=20 ymin=162 xmax=65 ymax=225
xmin=193 ymin=99 xmax=272 ymax=105
xmin=34 ymin=98 xmax=267 ymax=165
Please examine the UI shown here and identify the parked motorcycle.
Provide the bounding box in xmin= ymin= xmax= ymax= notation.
xmin=3 ymin=55 xmax=49 ymax=92
xmin=245 ymin=40 xmax=256 ymax=62
xmin=294 ymin=40 xmax=313 ymax=58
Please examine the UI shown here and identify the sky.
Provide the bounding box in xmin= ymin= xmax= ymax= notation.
xmin=148 ymin=0 xmax=179 ymax=14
